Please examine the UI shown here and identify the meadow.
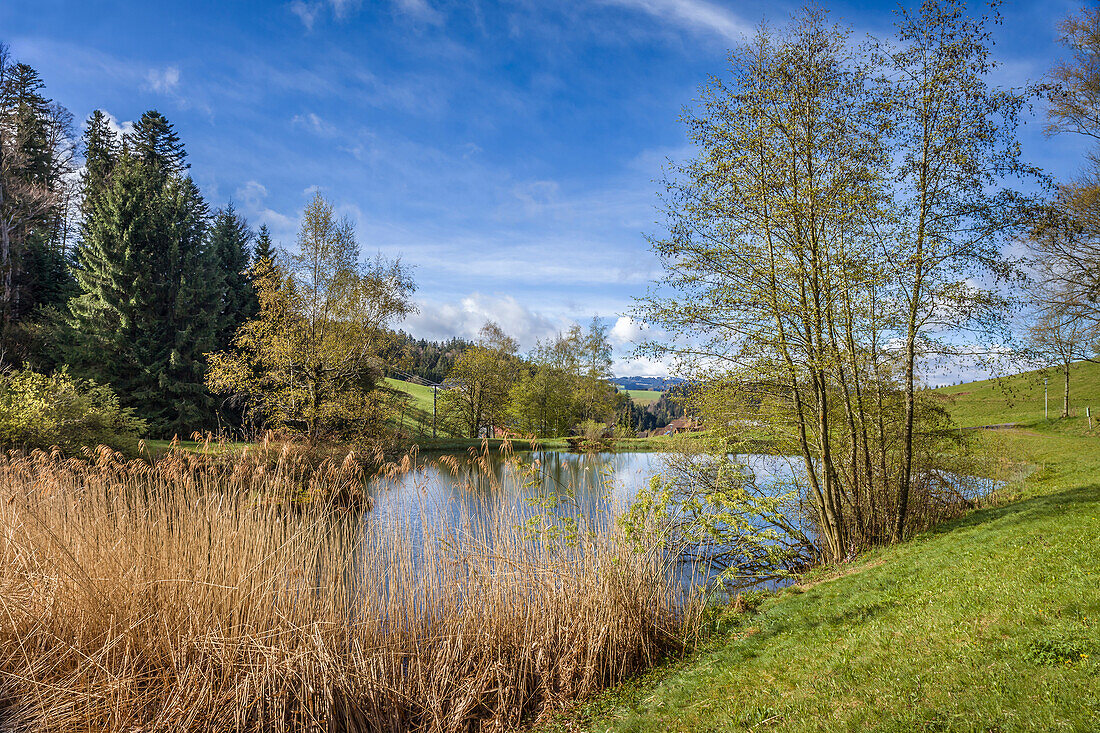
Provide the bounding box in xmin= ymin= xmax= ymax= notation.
xmin=624 ymin=389 xmax=663 ymax=406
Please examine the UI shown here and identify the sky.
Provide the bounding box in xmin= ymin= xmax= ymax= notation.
xmin=0 ymin=0 xmax=1091 ymax=378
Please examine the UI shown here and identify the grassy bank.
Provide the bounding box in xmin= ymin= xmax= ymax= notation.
xmin=545 ymin=380 xmax=1100 ymax=731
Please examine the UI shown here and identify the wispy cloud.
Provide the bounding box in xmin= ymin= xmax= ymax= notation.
xmin=291 ymin=111 xmax=340 ymax=137
xmin=144 ymin=65 xmax=180 ymax=94
xmin=600 ymin=0 xmax=752 ymax=42
xmin=289 ymin=0 xmax=367 ymax=29
xmin=234 ymin=180 xmax=299 ymax=244
xmin=393 ymin=0 xmax=444 ymax=26
xmin=85 ymin=110 xmax=134 ymax=139
xmin=141 ymin=63 xmax=211 ymax=115
xmin=289 ymin=1 xmax=322 ymax=30
xmin=403 ymin=293 xmax=564 ymax=349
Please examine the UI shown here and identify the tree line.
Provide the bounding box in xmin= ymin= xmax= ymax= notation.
xmin=0 ymin=45 xmax=646 ymax=451
xmin=0 ymin=42 xmax=418 ymax=447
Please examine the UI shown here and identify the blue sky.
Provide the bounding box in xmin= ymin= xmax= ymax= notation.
xmin=1 ymin=0 xmax=1091 ymax=376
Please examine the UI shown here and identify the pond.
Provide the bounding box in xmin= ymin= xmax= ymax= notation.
xmin=358 ymin=449 xmax=1001 ymax=593
xmin=361 ymin=450 xmax=808 ymax=592
xmin=367 ymin=451 xmax=807 ymax=528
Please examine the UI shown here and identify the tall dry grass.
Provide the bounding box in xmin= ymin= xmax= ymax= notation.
xmin=0 ymin=441 xmax=682 ymax=732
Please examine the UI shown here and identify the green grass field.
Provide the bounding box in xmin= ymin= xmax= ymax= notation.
xmin=935 ymin=359 xmax=1100 ymax=428
xmin=545 ymin=366 xmax=1100 ymax=732
xmin=625 ymin=389 xmax=663 ymax=405
xmin=384 ymin=377 xmax=437 ymax=412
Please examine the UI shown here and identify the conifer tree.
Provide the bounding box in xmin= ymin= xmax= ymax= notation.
xmin=125 ymin=110 xmax=186 ymax=176
xmin=69 ymin=112 xmax=216 ymax=436
xmin=0 ymin=49 xmax=77 ymax=361
xmin=253 ymin=224 xmax=276 ymax=268
xmin=208 ymin=204 xmax=256 ymax=350
xmin=80 ymin=110 xmax=119 ymax=220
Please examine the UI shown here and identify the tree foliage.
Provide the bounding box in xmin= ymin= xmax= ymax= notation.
xmin=206 ymin=193 xmax=416 ymax=443
xmin=441 ymin=321 xmax=520 ymax=438
xmin=68 ymin=133 xmax=216 ymax=437
xmin=0 ymin=367 xmax=146 ymax=455
xmin=635 ymin=3 xmax=1026 ymax=567
xmin=0 ymin=45 xmax=77 ymax=363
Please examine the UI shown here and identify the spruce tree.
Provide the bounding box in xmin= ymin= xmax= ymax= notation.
xmin=80 ymin=110 xmax=119 ymax=219
xmin=253 ymin=224 xmax=276 ymax=268
xmin=125 ymin=110 xmax=186 ymax=176
xmin=69 ymin=112 xmax=216 ymax=436
xmin=208 ymin=204 xmax=255 ymax=350
xmin=0 ymin=54 xmax=76 ymax=360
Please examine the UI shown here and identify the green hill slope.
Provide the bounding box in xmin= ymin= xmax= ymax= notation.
xmin=934 ymin=360 xmax=1100 ymax=428
xmin=626 ymin=389 xmax=663 ymax=405
xmin=384 ymin=377 xmax=438 ymax=435
xmin=385 ymin=377 xmax=436 ymax=413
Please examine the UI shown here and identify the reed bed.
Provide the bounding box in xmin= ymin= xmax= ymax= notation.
xmin=0 ymin=443 xmax=682 ymax=732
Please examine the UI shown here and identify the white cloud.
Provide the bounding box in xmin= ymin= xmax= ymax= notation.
xmin=610 ymin=315 xmax=648 ymax=345
xmin=329 ymin=0 xmax=361 ymax=19
xmin=290 ymin=0 xmax=322 ymax=29
xmin=402 ymin=293 xmax=565 ymax=349
xmin=235 ymin=180 xmax=298 ymax=244
xmin=97 ymin=111 xmax=134 ymax=139
xmin=600 ymin=0 xmax=752 ymax=42
xmin=140 ymin=64 xmax=210 ymax=114
xmin=511 ymin=180 xmax=561 ymax=216
xmin=290 ymin=0 xmax=369 ymax=28
xmin=291 ymin=112 xmax=339 ymax=137
xmin=394 ymin=0 xmax=444 ymax=25
xmin=144 ymin=65 xmax=180 ymax=94
xmin=613 ymin=353 xmax=672 ymax=378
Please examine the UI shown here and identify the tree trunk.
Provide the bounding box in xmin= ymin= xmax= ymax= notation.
xmin=1063 ymin=362 xmax=1070 ymax=419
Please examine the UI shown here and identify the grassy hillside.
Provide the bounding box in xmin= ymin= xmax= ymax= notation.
xmin=384 ymin=377 xmax=439 ymax=437
xmin=934 ymin=360 xmax=1100 ymax=428
xmin=385 ymin=377 xmax=437 ymax=412
xmin=626 ymin=389 xmax=663 ymax=405
xmin=546 ymin=375 xmax=1100 ymax=732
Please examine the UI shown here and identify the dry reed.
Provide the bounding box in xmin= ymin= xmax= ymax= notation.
xmin=0 ymin=441 xmax=682 ymax=732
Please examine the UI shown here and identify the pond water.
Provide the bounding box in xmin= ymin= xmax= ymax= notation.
xmin=360 ymin=450 xmax=807 ymax=592
xmin=357 ymin=450 xmax=1000 ymax=593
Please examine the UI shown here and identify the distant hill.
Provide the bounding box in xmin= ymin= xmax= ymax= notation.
xmin=611 ymin=376 xmax=684 ymax=391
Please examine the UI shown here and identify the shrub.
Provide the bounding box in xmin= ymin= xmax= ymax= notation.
xmin=0 ymin=368 xmax=147 ymax=455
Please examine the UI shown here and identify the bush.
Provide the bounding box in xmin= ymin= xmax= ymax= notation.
xmin=0 ymin=368 xmax=147 ymax=455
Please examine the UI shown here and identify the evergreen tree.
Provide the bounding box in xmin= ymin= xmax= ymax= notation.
xmin=0 ymin=50 xmax=77 ymax=361
xmin=125 ymin=110 xmax=186 ymax=176
xmin=69 ymin=114 xmax=216 ymax=436
xmin=208 ymin=204 xmax=256 ymax=350
xmin=253 ymin=223 xmax=276 ymax=267
xmin=80 ymin=110 xmax=119 ymax=220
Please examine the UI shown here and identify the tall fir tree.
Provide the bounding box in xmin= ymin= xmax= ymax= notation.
xmin=253 ymin=223 xmax=276 ymax=268
xmin=125 ymin=110 xmax=186 ymax=176
xmin=80 ymin=110 xmax=119 ymax=220
xmin=208 ymin=204 xmax=256 ymax=350
xmin=69 ymin=112 xmax=216 ymax=436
